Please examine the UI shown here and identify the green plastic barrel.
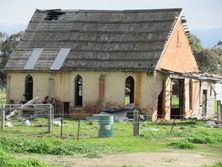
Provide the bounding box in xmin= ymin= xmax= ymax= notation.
xmin=98 ymin=115 xmax=114 ymax=137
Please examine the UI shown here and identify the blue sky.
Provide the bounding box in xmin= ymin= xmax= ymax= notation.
xmin=0 ymin=0 xmax=221 ymax=47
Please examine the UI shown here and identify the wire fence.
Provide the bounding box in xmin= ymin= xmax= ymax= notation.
xmin=0 ymin=103 xmax=220 ymax=140
xmin=0 ymin=104 xmax=53 ymax=137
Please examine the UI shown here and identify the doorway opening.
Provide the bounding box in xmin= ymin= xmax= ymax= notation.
xmin=202 ymin=89 xmax=207 ymax=117
xmin=157 ymin=80 xmax=165 ymax=119
xmin=171 ymin=79 xmax=185 ymax=119
xmin=125 ymin=76 xmax=135 ymax=105
xmin=25 ymin=75 xmax=33 ymax=101
xmin=63 ymin=102 xmax=70 ymax=115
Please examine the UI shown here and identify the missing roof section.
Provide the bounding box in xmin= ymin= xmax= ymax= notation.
xmin=45 ymin=10 xmax=65 ymax=21
xmin=24 ymin=48 xmax=43 ymax=70
xmin=50 ymin=48 xmax=71 ymax=70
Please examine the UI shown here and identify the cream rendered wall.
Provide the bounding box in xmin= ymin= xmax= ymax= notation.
xmin=7 ymin=71 xmax=164 ymax=115
xmin=7 ymin=73 xmax=26 ymax=102
xmin=7 ymin=71 xmax=198 ymax=120
xmin=7 ymin=72 xmax=50 ymax=103
xmin=33 ymin=73 xmax=50 ymax=100
xmin=140 ymin=72 xmax=164 ymax=119
xmin=73 ymin=72 xmax=99 ymax=106
xmin=53 ymin=72 xmax=71 ymax=102
xmin=45 ymin=71 xmax=99 ymax=106
xmin=105 ymin=72 xmax=125 ymax=105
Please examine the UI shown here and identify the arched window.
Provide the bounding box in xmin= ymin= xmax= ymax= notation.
xmin=75 ymin=75 xmax=83 ymax=107
xmin=25 ymin=75 xmax=33 ymax=101
xmin=125 ymin=76 xmax=134 ymax=105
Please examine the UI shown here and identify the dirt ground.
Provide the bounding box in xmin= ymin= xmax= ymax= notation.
xmin=38 ymin=151 xmax=221 ymax=167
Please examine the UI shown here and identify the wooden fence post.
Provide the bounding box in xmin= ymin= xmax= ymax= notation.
xmin=133 ymin=109 xmax=140 ymax=136
xmin=48 ymin=105 xmax=53 ymax=133
xmin=77 ymin=118 xmax=80 ymax=140
xmin=217 ymin=100 xmax=221 ymax=122
xmin=170 ymin=118 xmax=176 ymax=134
xmin=1 ymin=108 xmax=5 ymax=131
xmin=60 ymin=103 xmax=64 ymax=139
xmin=220 ymin=103 xmax=222 ymax=123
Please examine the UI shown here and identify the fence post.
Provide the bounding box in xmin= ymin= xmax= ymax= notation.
xmin=133 ymin=109 xmax=140 ymax=136
xmin=77 ymin=118 xmax=80 ymax=140
xmin=60 ymin=103 xmax=64 ymax=139
xmin=1 ymin=108 xmax=5 ymax=131
xmin=217 ymin=100 xmax=221 ymax=122
xmin=48 ymin=105 xmax=53 ymax=133
xmin=220 ymin=103 xmax=222 ymax=123
xmin=170 ymin=118 xmax=176 ymax=134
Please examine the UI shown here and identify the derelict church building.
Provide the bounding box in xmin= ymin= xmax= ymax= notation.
xmin=4 ymin=8 xmax=200 ymax=120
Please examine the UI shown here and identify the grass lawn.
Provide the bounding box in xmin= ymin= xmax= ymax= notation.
xmin=0 ymin=118 xmax=222 ymax=166
xmin=172 ymin=95 xmax=179 ymax=107
xmin=0 ymin=92 xmax=6 ymax=107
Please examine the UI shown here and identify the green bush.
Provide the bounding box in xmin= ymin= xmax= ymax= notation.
xmin=202 ymin=161 xmax=222 ymax=167
xmin=84 ymin=152 xmax=102 ymax=158
xmin=168 ymin=140 xmax=195 ymax=149
xmin=211 ymin=162 xmax=222 ymax=167
xmin=0 ymin=137 xmax=105 ymax=155
xmin=0 ymin=148 xmax=47 ymax=167
xmin=188 ymin=136 xmax=215 ymax=144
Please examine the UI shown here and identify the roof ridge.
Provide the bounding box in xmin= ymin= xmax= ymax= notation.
xmin=36 ymin=8 xmax=182 ymax=13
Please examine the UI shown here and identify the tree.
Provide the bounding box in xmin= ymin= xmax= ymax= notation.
xmin=213 ymin=41 xmax=222 ymax=56
xmin=190 ymin=34 xmax=222 ymax=74
xmin=0 ymin=32 xmax=8 ymax=46
xmin=216 ymin=41 xmax=222 ymax=47
xmin=0 ymin=31 xmax=24 ymax=88
xmin=189 ymin=34 xmax=203 ymax=55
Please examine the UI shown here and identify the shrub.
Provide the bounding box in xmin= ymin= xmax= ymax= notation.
xmin=202 ymin=161 xmax=222 ymax=167
xmin=0 ymin=148 xmax=47 ymax=167
xmin=0 ymin=137 xmax=105 ymax=155
xmin=188 ymin=136 xmax=215 ymax=144
xmin=168 ymin=140 xmax=195 ymax=149
xmin=84 ymin=152 xmax=102 ymax=158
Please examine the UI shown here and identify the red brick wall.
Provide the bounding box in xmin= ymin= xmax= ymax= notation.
xmin=158 ymin=20 xmax=199 ymax=73
xmin=135 ymin=72 xmax=142 ymax=106
xmin=99 ymin=74 xmax=105 ymax=100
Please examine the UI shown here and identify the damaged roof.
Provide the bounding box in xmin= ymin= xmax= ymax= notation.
xmin=5 ymin=8 xmax=182 ymax=72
